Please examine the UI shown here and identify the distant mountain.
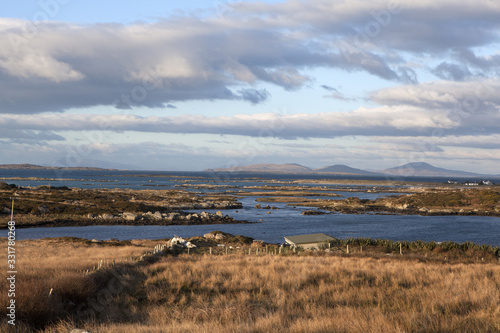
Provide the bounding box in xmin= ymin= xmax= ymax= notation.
xmin=314 ymin=164 xmax=382 ymax=176
xmin=0 ymin=163 xmax=114 ymax=171
xmin=381 ymin=162 xmax=485 ymax=178
xmin=206 ymin=162 xmax=495 ymax=178
xmin=207 ymin=163 xmax=312 ymax=173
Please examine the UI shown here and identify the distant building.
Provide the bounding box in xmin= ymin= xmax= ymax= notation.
xmin=284 ymin=233 xmax=336 ymax=250
xmin=465 ymin=181 xmax=479 ymax=186
xmin=481 ymin=180 xmax=493 ymax=185
xmin=447 ymin=180 xmax=459 ymax=184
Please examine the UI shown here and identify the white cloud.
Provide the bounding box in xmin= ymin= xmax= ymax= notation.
xmin=2 ymin=99 xmax=498 ymax=139
xmin=1 ymin=0 xmax=500 ymax=113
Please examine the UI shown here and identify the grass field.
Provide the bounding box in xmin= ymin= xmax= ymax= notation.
xmin=1 ymin=237 xmax=499 ymax=332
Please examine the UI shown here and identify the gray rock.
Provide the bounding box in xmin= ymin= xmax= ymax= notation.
xmin=123 ymin=212 xmax=138 ymax=221
xmin=152 ymin=211 xmax=163 ymax=220
xmin=38 ymin=205 xmax=49 ymax=214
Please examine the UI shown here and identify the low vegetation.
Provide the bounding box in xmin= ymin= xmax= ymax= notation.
xmin=0 ymin=186 xmax=242 ymax=228
xmin=1 ymin=236 xmax=499 ymax=332
xmin=296 ymin=188 xmax=500 ymax=216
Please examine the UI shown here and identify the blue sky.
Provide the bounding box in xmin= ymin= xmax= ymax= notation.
xmin=1 ymin=0 xmax=500 ymax=173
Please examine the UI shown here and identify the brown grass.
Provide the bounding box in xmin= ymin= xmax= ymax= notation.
xmin=0 ymin=238 xmax=154 ymax=331
xmin=1 ymin=238 xmax=499 ymax=332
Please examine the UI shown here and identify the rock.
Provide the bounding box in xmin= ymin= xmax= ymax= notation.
xmin=71 ymin=329 xmax=91 ymax=333
xmin=101 ymin=213 xmax=114 ymax=219
xmin=215 ymin=233 xmax=225 ymax=240
xmin=1 ymin=207 xmax=11 ymax=214
xmin=254 ymin=204 xmax=262 ymax=209
xmin=123 ymin=212 xmax=138 ymax=221
xmin=204 ymin=232 xmax=215 ymax=239
xmin=169 ymin=213 xmax=181 ymax=221
xmin=200 ymin=211 xmax=209 ymax=219
xmin=152 ymin=211 xmax=163 ymax=220
xmin=302 ymin=210 xmax=327 ymax=215
xmin=185 ymin=241 xmax=196 ymax=249
xmin=87 ymin=213 xmax=95 ymax=219
xmin=38 ymin=205 xmax=49 ymax=214
xmin=215 ymin=211 xmax=224 ymax=218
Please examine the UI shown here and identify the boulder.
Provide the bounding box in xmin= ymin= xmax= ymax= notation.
xmin=215 ymin=211 xmax=224 ymax=218
xmin=1 ymin=207 xmax=11 ymax=214
xmin=204 ymin=232 xmax=215 ymax=239
xmin=123 ymin=212 xmax=138 ymax=221
xmin=152 ymin=211 xmax=163 ymax=220
xmin=302 ymin=210 xmax=326 ymax=215
xmin=101 ymin=213 xmax=114 ymax=219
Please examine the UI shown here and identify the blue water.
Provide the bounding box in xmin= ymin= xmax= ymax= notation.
xmin=1 ymin=169 xmax=499 ymax=246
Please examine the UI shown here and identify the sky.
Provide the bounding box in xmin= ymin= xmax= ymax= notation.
xmin=1 ymin=0 xmax=500 ymax=173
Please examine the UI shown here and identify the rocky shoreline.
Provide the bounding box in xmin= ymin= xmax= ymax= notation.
xmin=2 ymin=180 xmax=499 ymax=229
xmin=0 ymin=184 xmax=246 ymax=229
xmin=285 ymin=188 xmax=500 ymax=217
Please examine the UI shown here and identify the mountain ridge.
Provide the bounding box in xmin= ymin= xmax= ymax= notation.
xmin=206 ymin=162 xmax=496 ymax=178
xmin=0 ymin=163 xmax=115 ymax=171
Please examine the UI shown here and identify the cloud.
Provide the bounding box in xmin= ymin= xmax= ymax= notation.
xmin=433 ymin=62 xmax=472 ymax=81
xmin=321 ymin=85 xmax=337 ymax=92
xmin=371 ymin=79 xmax=500 ymax=112
xmin=2 ymin=99 xmax=498 ymax=139
xmin=2 ymin=0 xmax=500 ymax=114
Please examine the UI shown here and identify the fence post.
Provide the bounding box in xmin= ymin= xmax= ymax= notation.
xmin=347 ymin=245 xmax=349 ymax=254
xmin=400 ymin=243 xmax=402 ymax=255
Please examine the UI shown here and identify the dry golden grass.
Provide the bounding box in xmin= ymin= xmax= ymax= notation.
xmin=2 ymin=238 xmax=500 ymax=332
xmin=0 ymin=237 xmax=155 ymax=331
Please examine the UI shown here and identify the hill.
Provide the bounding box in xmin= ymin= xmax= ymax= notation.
xmin=0 ymin=163 xmax=113 ymax=171
xmin=314 ymin=164 xmax=381 ymax=175
xmin=207 ymin=163 xmax=312 ymax=173
xmin=381 ymin=162 xmax=485 ymax=178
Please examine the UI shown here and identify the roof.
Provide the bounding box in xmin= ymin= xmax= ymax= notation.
xmin=284 ymin=233 xmax=335 ymax=245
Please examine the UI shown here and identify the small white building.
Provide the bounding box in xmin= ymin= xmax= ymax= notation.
xmin=284 ymin=233 xmax=336 ymax=250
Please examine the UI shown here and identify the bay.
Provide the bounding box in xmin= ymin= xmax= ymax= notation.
xmin=1 ymin=169 xmax=499 ymax=246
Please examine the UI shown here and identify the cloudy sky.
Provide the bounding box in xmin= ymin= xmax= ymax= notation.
xmin=1 ymin=0 xmax=500 ymax=173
